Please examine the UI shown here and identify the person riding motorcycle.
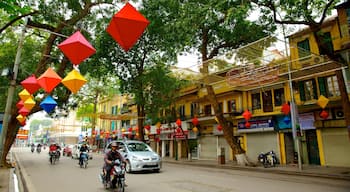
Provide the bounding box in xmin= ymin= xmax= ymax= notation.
xmin=79 ymin=143 xmax=89 ymax=165
xmin=103 ymin=141 xmax=126 ymax=184
xmin=36 ymin=143 xmax=42 ymax=153
xmin=30 ymin=143 xmax=35 ymax=153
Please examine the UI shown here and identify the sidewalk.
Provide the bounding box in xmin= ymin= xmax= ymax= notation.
xmin=163 ymin=157 xmax=350 ymax=181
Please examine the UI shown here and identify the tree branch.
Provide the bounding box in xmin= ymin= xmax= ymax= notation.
xmin=0 ymin=10 xmax=38 ymax=34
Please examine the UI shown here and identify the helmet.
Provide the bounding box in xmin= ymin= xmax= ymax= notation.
xmin=111 ymin=142 xmax=118 ymax=147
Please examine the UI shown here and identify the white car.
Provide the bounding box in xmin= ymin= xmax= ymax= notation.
xmin=72 ymin=144 xmax=93 ymax=160
xmin=105 ymin=140 xmax=161 ymax=173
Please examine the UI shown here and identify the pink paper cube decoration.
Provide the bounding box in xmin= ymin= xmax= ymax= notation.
xmin=58 ymin=31 xmax=96 ymax=65
xmin=37 ymin=68 xmax=62 ymax=93
xmin=106 ymin=2 xmax=150 ymax=52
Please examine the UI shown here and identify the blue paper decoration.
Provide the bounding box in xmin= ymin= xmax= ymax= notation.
xmin=283 ymin=116 xmax=291 ymax=124
xmin=40 ymin=95 xmax=57 ymax=113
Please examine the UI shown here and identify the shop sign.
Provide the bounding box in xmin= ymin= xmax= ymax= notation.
xmin=238 ymin=118 xmax=273 ymax=129
xmin=298 ymin=112 xmax=315 ymax=130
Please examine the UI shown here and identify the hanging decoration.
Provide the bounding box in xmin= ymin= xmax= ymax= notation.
xmin=106 ymin=2 xmax=150 ymax=52
xmin=144 ymin=125 xmax=151 ymax=131
xmin=21 ymin=74 xmax=41 ymax=94
xmin=217 ymin=124 xmax=223 ymax=131
xmin=18 ymin=107 xmax=30 ymax=116
xmin=16 ymin=100 xmax=24 ymax=109
xmin=58 ymin=31 xmax=96 ymax=65
xmin=18 ymin=89 xmax=31 ymax=101
xmin=242 ymin=109 xmax=252 ymax=128
xmin=281 ymin=103 xmax=291 ymax=115
xmin=176 ymin=119 xmax=182 ymax=127
xmin=16 ymin=114 xmax=25 ymax=124
xmin=61 ymin=69 xmax=87 ymax=94
xmin=317 ymin=95 xmax=330 ymax=120
xmin=40 ymin=95 xmax=57 ymax=113
xmin=23 ymin=97 xmax=35 ymax=111
xmin=319 ymin=110 xmax=329 ymax=119
xmin=192 ymin=116 xmax=199 ymax=132
xmin=37 ymin=68 xmax=62 ymax=93
xmin=283 ymin=116 xmax=291 ymax=124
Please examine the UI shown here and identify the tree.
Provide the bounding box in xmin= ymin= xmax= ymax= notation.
xmin=0 ymin=0 xmax=127 ymax=167
xmin=142 ymin=0 xmax=276 ymax=164
xmin=251 ymin=0 xmax=350 ymax=139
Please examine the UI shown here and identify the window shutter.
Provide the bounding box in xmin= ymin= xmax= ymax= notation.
xmin=318 ymin=77 xmax=327 ymax=97
xmin=298 ymin=81 xmax=306 ymax=101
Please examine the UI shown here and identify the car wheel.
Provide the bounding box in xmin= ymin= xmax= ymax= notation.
xmin=125 ymin=161 xmax=132 ymax=173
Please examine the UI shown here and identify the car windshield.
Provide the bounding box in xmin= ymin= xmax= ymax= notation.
xmin=126 ymin=143 xmax=151 ymax=152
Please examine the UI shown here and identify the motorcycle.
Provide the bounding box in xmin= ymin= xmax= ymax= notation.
xmin=37 ymin=147 xmax=41 ymax=153
xmin=258 ymin=150 xmax=278 ymax=168
xmin=49 ymin=150 xmax=59 ymax=165
xmin=99 ymin=159 xmax=126 ymax=192
xmin=31 ymin=146 xmax=35 ymax=153
xmin=79 ymin=152 xmax=89 ymax=168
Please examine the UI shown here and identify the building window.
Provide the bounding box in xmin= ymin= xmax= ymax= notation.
xmin=179 ymin=105 xmax=185 ymax=118
xmin=218 ymin=102 xmax=223 ymax=113
xmin=347 ymin=8 xmax=350 ymax=33
xmin=262 ymin=90 xmax=273 ymax=112
xmin=252 ymin=93 xmax=261 ymax=110
xmin=274 ymin=88 xmax=285 ymax=106
xmin=319 ymin=32 xmax=334 ymax=55
xmin=111 ymin=106 xmax=118 ymax=115
xmin=191 ymin=103 xmax=198 ymax=117
xmin=227 ymin=100 xmax=236 ymax=112
xmin=318 ymin=75 xmax=340 ymax=98
xmin=298 ymin=79 xmax=317 ymax=101
xmin=297 ymin=38 xmax=311 ymax=59
xmin=204 ymin=104 xmax=212 ymax=115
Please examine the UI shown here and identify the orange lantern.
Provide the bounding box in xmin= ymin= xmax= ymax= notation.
xmin=192 ymin=116 xmax=199 ymax=126
xmin=176 ymin=119 xmax=182 ymax=127
xmin=37 ymin=68 xmax=62 ymax=93
xmin=61 ymin=69 xmax=87 ymax=94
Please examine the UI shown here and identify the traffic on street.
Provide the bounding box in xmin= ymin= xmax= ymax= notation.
xmin=12 ymin=147 xmax=350 ymax=192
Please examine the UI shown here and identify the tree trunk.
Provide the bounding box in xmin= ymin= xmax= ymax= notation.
xmin=137 ymin=104 xmax=145 ymax=142
xmin=1 ymin=111 xmax=19 ymax=167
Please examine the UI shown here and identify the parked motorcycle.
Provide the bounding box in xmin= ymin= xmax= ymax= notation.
xmin=99 ymin=159 xmax=126 ymax=192
xmin=79 ymin=152 xmax=89 ymax=168
xmin=37 ymin=146 xmax=41 ymax=153
xmin=49 ymin=151 xmax=59 ymax=165
xmin=258 ymin=150 xmax=278 ymax=168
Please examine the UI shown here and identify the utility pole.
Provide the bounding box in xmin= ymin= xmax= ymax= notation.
xmin=0 ymin=18 xmax=28 ymax=166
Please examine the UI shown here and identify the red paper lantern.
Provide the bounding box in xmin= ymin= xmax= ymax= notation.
xmin=217 ymin=124 xmax=223 ymax=131
xmin=16 ymin=100 xmax=24 ymax=109
xmin=100 ymin=130 xmax=104 ymax=135
xmin=320 ymin=110 xmax=329 ymax=119
xmin=281 ymin=103 xmax=291 ymax=115
xmin=18 ymin=107 xmax=30 ymax=116
xmin=192 ymin=116 xmax=199 ymax=126
xmin=156 ymin=128 xmax=161 ymax=135
xmin=106 ymin=2 xmax=150 ymax=52
xmin=176 ymin=119 xmax=182 ymax=127
xmin=21 ymin=74 xmax=41 ymax=94
xmin=245 ymin=122 xmax=251 ymax=128
xmin=58 ymin=31 xmax=96 ymax=65
xmin=128 ymin=127 xmax=133 ymax=132
xmin=37 ymin=68 xmax=62 ymax=93
xmin=242 ymin=110 xmax=252 ymax=121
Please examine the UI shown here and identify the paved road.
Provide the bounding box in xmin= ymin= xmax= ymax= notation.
xmin=14 ymin=147 xmax=350 ymax=192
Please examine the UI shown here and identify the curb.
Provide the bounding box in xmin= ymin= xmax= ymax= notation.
xmin=13 ymin=153 xmax=37 ymax=192
xmin=164 ymin=160 xmax=350 ymax=181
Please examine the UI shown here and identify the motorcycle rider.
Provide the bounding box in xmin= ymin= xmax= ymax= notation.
xmin=79 ymin=143 xmax=89 ymax=165
xmin=30 ymin=143 xmax=35 ymax=153
xmin=103 ymin=141 xmax=126 ymax=185
xmin=36 ymin=143 xmax=42 ymax=153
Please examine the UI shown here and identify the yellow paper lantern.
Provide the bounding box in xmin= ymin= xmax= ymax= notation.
xmin=317 ymin=95 xmax=329 ymax=109
xmin=18 ymin=89 xmax=31 ymax=101
xmin=16 ymin=114 xmax=26 ymax=123
xmin=61 ymin=69 xmax=87 ymax=94
xmin=192 ymin=127 xmax=198 ymax=132
xmin=24 ymin=97 xmax=36 ymax=111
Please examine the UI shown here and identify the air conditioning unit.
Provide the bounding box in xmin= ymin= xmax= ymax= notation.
xmin=334 ymin=109 xmax=345 ymax=119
